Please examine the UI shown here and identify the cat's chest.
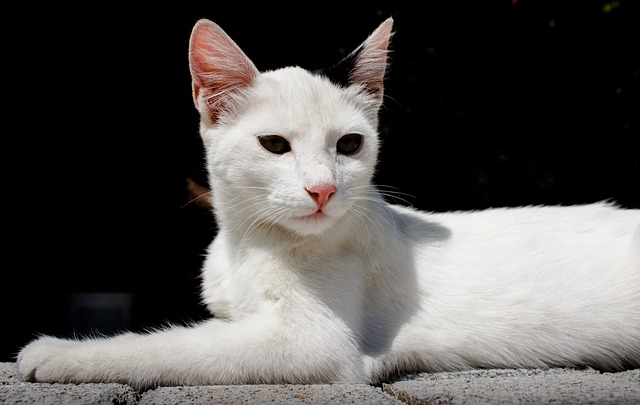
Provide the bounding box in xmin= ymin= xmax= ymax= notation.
xmin=203 ymin=235 xmax=369 ymax=321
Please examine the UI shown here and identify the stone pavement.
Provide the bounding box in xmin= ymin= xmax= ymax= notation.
xmin=1 ymin=362 xmax=638 ymax=404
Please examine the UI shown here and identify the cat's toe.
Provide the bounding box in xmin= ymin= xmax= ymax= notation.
xmin=16 ymin=352 xmax=36 ymax=382
xmin=17 ymin=336 xmax=74 ymax=382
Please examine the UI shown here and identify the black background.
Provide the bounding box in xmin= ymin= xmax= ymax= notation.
xmin=3 ymin=1 xmax=639 ymax=361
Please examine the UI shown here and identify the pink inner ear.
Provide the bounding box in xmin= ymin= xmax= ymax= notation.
xmin=188 ymin=20 xmax=259 ymax=117
xmin=351 ymin=17 xmax=394 ymax=99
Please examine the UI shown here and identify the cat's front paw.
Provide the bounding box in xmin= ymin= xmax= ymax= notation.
xmin=17 ymin=336 xmax=80 ymax=383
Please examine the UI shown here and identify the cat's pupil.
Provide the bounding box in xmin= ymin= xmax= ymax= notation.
xmin=259 ymin=135 xmax=291 ymax=154
xmin=336 ymin=134 xmax=363 ymax=155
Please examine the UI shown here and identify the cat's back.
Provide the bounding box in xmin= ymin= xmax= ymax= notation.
xmin=394 ymin=200 xmax=638 ymax=247
xmin=385 ymin=200 xmax=640 ymax=284
xmin=423 ymin=200 xmax=638 ymax=229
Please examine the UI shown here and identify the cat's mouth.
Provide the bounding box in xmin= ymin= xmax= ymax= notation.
xmin=287 ymin=208 xmax=339 ymax=235
xmin=298 ymin=210 xmax=327 ymax=220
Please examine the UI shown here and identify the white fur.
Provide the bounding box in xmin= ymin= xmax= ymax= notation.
xmin=17 ymin=17 xmax=640 ymax=390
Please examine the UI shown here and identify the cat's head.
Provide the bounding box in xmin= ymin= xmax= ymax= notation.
xmin=188 ymin=18 xmax=393 ymax=236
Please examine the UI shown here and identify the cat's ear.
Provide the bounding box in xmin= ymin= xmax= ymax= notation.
xmin=324 ymin=17 xmax=394 ymax=107
xmin=188 ymin=19 xmax=259 ymax=122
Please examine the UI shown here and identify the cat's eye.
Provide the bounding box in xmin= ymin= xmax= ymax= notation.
xmin=336 ymin=133 xmax=363 ymax=155
xmin=259 ymin=135 xmax=291 ymax=154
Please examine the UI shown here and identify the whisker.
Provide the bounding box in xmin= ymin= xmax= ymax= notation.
xmin=234 ymin=202 xmax=271 ymax=239
xmin=350 ymin=198 xmax=396 ymax=232
xmin=372 ymin=185 xmax=417 ymax=207
xmin=348 ymin=206 xmax=378 ymax=249
xmin=181 ymin=190 xmax=212 ymax=209
xmin=350 ymin=185 xmax=416 ymax=207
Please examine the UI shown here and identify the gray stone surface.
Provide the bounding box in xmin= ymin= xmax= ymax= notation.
xmin=1 ymin=363 xmax=139 ymax=405
xmin=2 ymin=362 xmax=639 ymax=404
xmin=140 ymin=384 xmax=401 ymax=404
xmin=385 ymin=368 xmax=640 ymax=405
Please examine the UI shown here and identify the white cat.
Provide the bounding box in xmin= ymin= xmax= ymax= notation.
xmin=17 ymin=17 xmax=640 ymax=390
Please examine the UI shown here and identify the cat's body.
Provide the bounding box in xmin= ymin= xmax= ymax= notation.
xmin=17 ymin=17 xmax=640 ymax=389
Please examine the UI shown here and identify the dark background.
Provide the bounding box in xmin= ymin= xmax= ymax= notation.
xmin=3 ymin=1 xmax=639 ymax=362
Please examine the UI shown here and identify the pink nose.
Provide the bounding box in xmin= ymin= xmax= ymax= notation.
xmin=305 ymin=183 xmax=336 ymax=210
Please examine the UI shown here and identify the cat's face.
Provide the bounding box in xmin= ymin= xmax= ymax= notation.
xmin=202 ymin=67 xmax=380 ymax=236
xmin=189 ymin=18 xmax=393 ymax=236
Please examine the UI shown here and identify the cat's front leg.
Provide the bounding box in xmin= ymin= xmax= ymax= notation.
xmin=17 ymin=313 xmax=364 ymax=388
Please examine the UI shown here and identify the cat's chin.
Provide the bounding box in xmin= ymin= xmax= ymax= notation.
xmin=285 ymin=212 xmax=339 ymax=236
